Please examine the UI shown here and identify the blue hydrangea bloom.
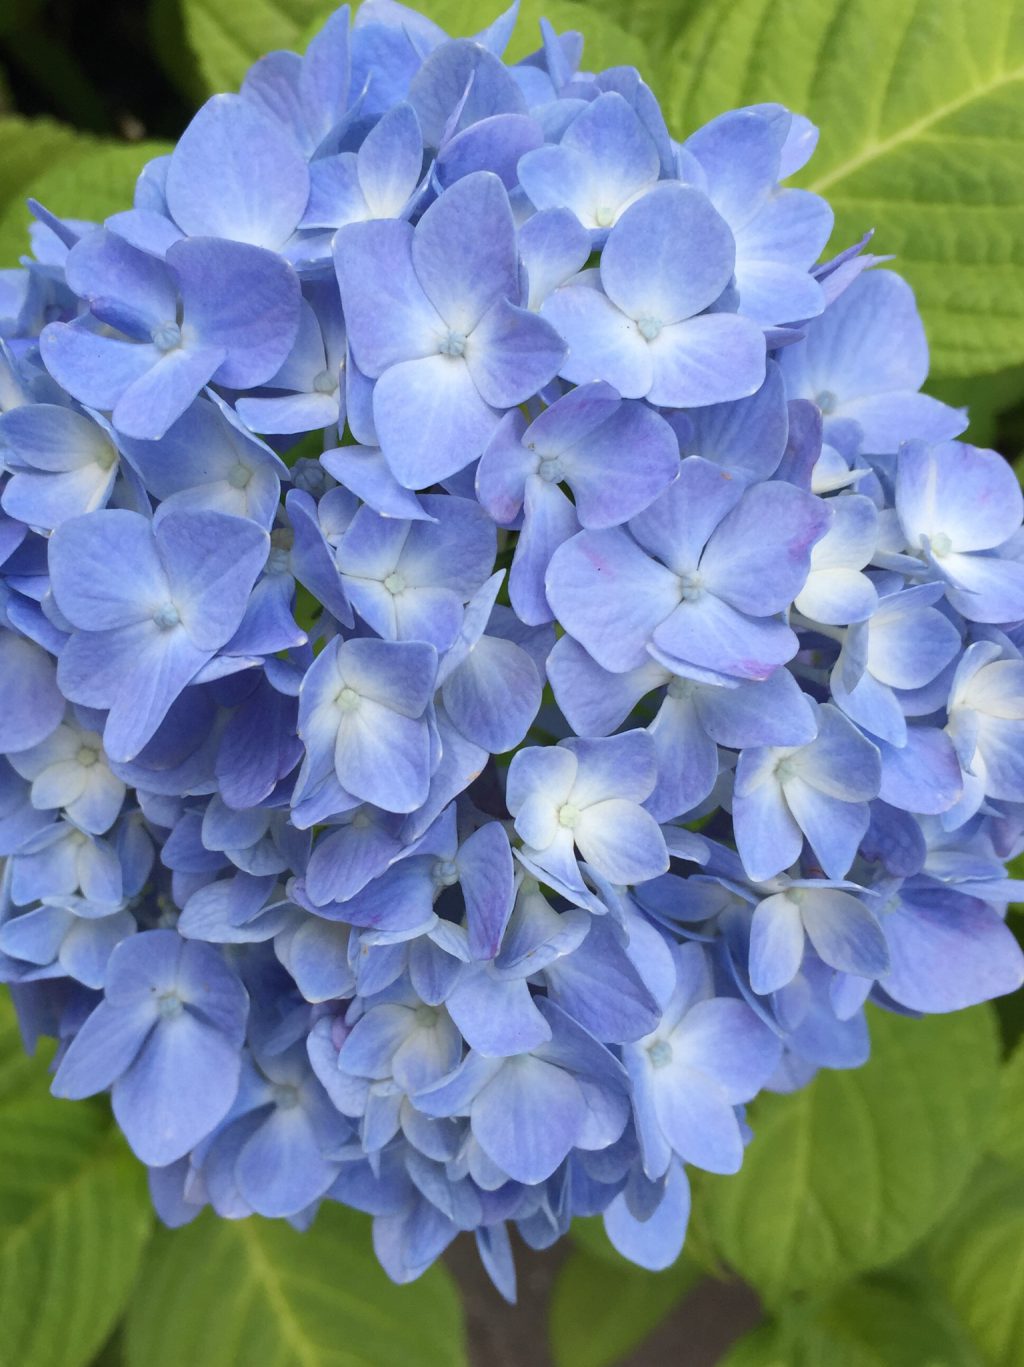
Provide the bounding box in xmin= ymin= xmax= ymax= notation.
xmin=0 ymin=0 xmax=1022 ymax=1304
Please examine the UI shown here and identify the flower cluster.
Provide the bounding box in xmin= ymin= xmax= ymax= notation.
xmin=1 ymin=0 xmax=1022 ymax=1295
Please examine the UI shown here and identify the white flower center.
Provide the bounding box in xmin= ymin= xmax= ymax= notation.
xmin=151 ymin=322 xmax=181 ymax=352
xmin=439 ymin=331 xmax=468 ymax=358
xmin=94 ymin=441 xmax=117 ymax=472
xmin=336 ymin=687 xmax=360 ymax=712
xmin=431 ymin=859 xmax=459 ymax=889
xmin=157 ymin=992 xmax=183 ymax=1019
xmin=930 ymin=532 xmax=953 ymax=558
xmin=153 ymin=602 xmax=180 ymax=630
xmin=678 ymin=572 xmax=703 ymax=602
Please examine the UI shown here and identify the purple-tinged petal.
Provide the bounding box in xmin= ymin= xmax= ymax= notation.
xmin=699 ymin=481 xmax=829 ymax=614
xmin=546 ymin=527 xmax=680 ymax=673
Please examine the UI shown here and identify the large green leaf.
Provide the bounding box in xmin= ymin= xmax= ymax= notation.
xmin=929 ymin=1163 xmax=1024 ymax=1367
xmin=700 ymin=1005 xmax=1000 ymax=1306
xmin=0 ymin=995 xmax=153 ymax=1367
xmin=0 ymin=138 xmax=172 ymax=269
xmin=992 ymin=1038 xmax=1024 ymax=1172
xmin=123 ymin=1205 xmax=467 ymax=1367
xmin=181 ymin=0 xmax=338 ymax=93
xmin=926 ymin=366 xmax=1024 ymax=449
xmin=720 ymin=1278 xmax=983 ymax=1367
xmin=0 ymin=116 xmax=80 ymax=252
xmin=549 ymin=1244 xmax=701 ymax=1367
xmin=659 ymin=0 xmax=1024 ymax=377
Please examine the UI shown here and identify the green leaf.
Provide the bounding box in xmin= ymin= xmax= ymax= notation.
xmin=926 ymin=366 xmax=1024 ymax=448
xmin=0 ymin=116 xmax=80 ymax=250
xmin=123 ymin=1205 xmax=467 ymax=1367
xmin=700 ymin=1004 xmax=1000 ymax=1306
xmin=549 ymin=1246 xmax=701 ymax=1367
xmin=660 ymin=0 xmax=1024 ymax=377
xmin=181 ymin=0 xmax=336 ymax=93
xmin=929 ymin=1162 xmax=1024 ymax=1367
xmin=0 ymin=137 xmax=172 ymax=269
xmin=720 ymin=1278 xmax=983 ymax=1367
xmin=0 ymin=995 xmax=153 ymax=1367
xmin=992 ymin=1038 xmax=1024 ymax=1172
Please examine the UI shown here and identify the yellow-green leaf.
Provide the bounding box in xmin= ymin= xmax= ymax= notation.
xmin=182 ymin=0 xmax=338 ymax=94
xmin=701 ymin=1005 xmax=1001 ymax=1306
xmin=123 ymin=1205 xmax=467 ymax=1367
xmin=929 ymin=1162 xmax=1024 ymax=1367
xmin=0 ymin=994 xmax=153 ymax=1367
xmin=993 ymin=1037 xmax=1024 ymax=1172
xmin=721 ymin=1278 xmax=983 ymax=1367
xmin=0 ymin=138 xmax=172 ymax=268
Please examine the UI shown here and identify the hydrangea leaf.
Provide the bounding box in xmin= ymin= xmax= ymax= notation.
xmin=661 ymin=0 xmax=1024 ymax=377
xmin=928 ymin=1162 xmax=1024 ymax=1367
xmin=0 ymin=994 xmax=54 ymax=1105
xmin=0 ymin=994 xmax=153 ymax=1367
xmin=719 ymin=1278 xmax=983 ymax=1367
xmin=925 ymin=367 xmax=1024 ymax=448
xmin=0 ymin=137 xmax=173 ymax=268
xmin=698 ymin=1004 xmax=1001 ymax=1306
xmin=123 ymin=1206 xmax=467 ymax=1367
xmin=0 ymin=116 xmax=80 ymax=263
xmin=992 ymin=1038 xmax=1024 ymax=1173
xmin=548 ymin=1246 xmax=702 ymax=1367
xmin=182 ymin=0 xmax=339 ymax=93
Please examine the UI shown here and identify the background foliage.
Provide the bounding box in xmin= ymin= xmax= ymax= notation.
xmin=1 ymin=0 xmax=1023 ymax=1362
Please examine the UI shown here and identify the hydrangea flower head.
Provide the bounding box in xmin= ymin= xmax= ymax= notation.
xmin=0 ymin=0 xmax=1021 ymax=1301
